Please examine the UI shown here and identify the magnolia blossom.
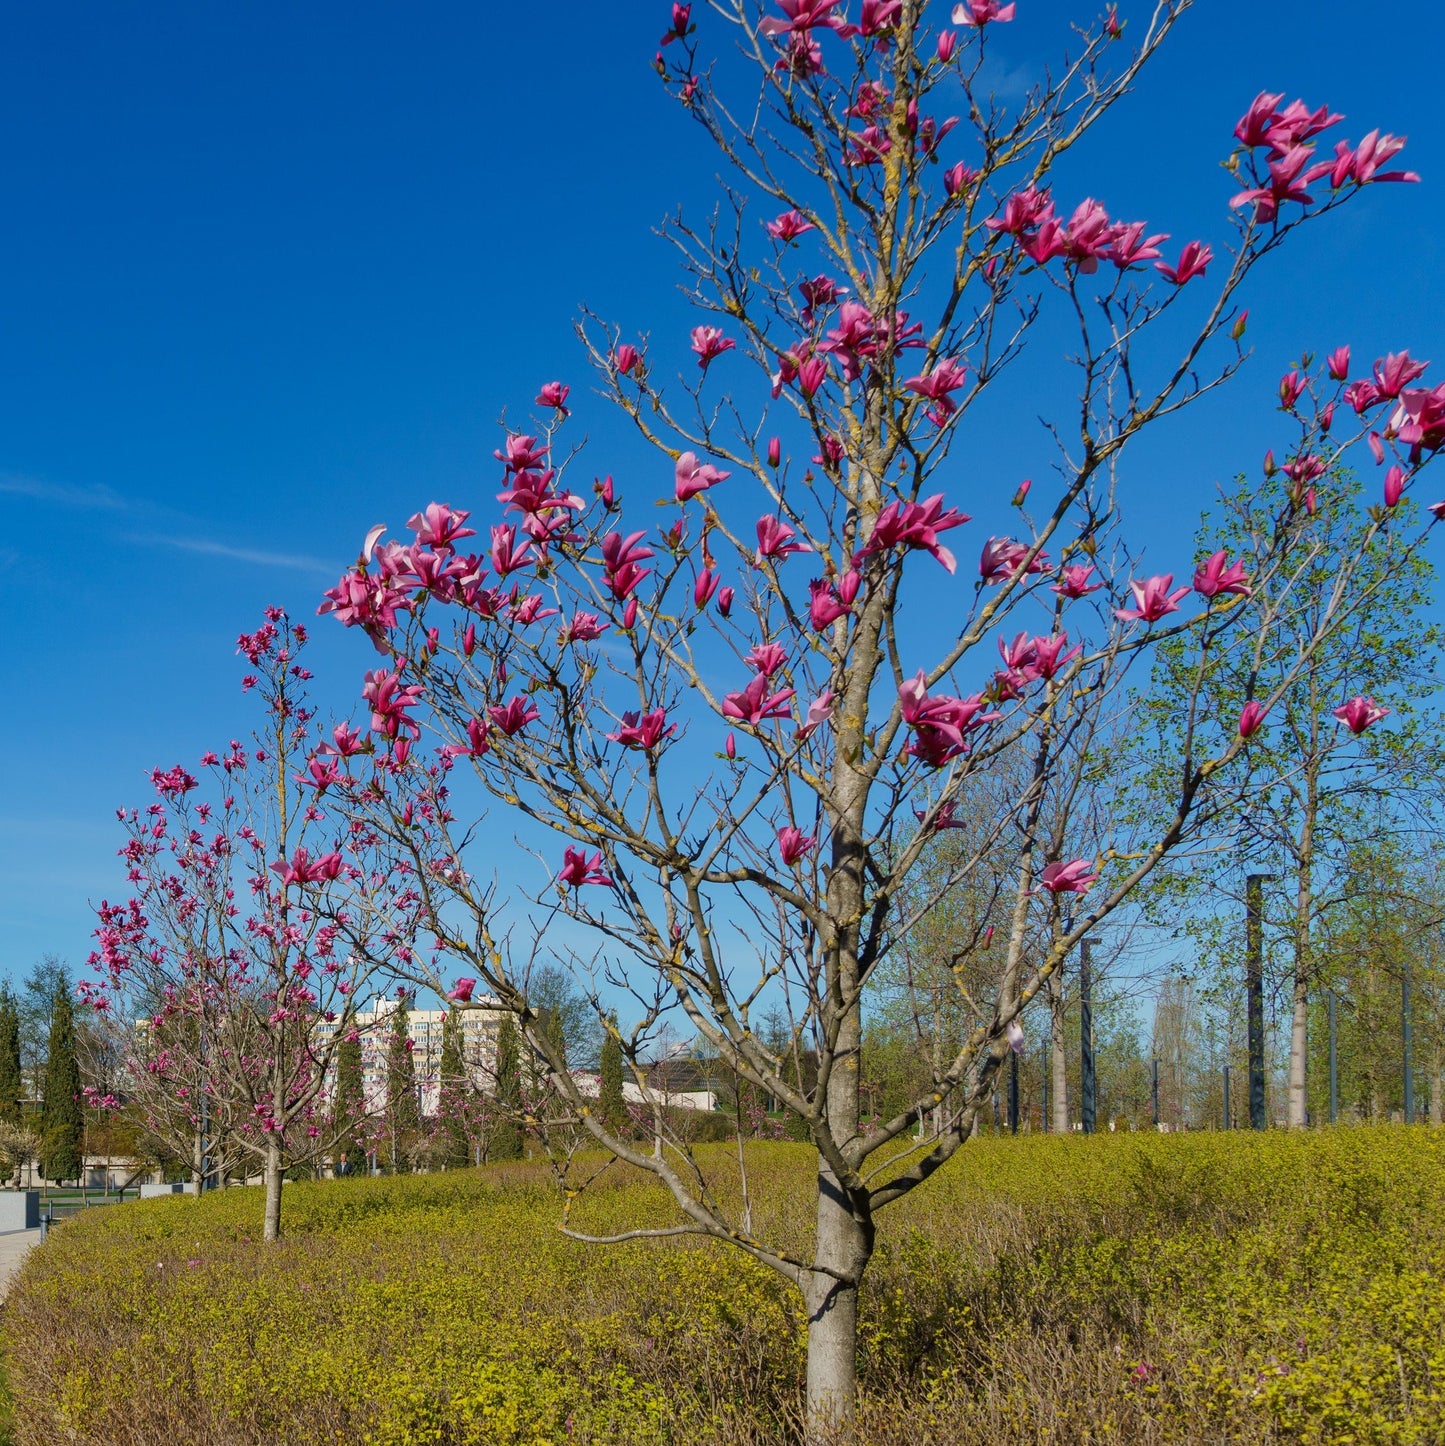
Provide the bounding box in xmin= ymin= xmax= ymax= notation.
xmin=446 ymin=978 xmax=476 ymax=1004
xmin=767 ymin=208 xmax=815 ymax=241
xmin=755 ymin=515 xmax=812 ymax=564
xmin=1052 ymin=563 xmax=1104 ymax=599
xmin=675 ymin=452 xmax=730 ymax=501
xmin=952 ymin=0 xmax=1014 ymax=24
xmin=778 ymin=826 xmax=816 ymax=866
xmin=1238 ymin=700 xmax=1268 ymax=739
xmin=1115 ymin=574 xmax=1190 ymax=623
xmin=1333 ymin=695 xmax=1389 ymax=735
xmin=558 ymin=848 xmax=613 ymax=889
xmin=722 ymin=674 xmax=796 ymax=725
xmin=1193 ymin=551 xmax=1252 ymax=599
xmin=861 ymin=495 xmax=969 ymax=573
xmin=691 ymin=325 xmax=736 ymax=369
xmin=796 ymin=689 xmax=836 ymax=741
xmin=606 ymin=709 xmax=675 ymax=750
xmin=1038 ymin=859 xmax=1099 ymax=895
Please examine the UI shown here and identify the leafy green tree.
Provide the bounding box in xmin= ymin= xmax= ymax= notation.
xmin=333 ymin=1029 xmax=368 ymax=1176
xmin=599 ymin=1014 xmax=627 ymax=1135
xmin=489 ymin=1017 xmax=523 ymax=1161
xmin=385 ymin=997 xmax=419 ymax=1172
xmin=0 ymin=988 xmax=21 ymax=1125
xmin=1139 ymin=474 xmax=1443 ymax=1126
xmin=39 ymin=975 xmax=83 ymax=1183
xmin=436 ymin=1007 xmax=472 ymax=1168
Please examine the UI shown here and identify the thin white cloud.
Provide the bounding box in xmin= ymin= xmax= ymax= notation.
xmin=0 ymin=473 xmax=130 ymax=511
xmin=126 ymin=532 xmax=335 ymax=574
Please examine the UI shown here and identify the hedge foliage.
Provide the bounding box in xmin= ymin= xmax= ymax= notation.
xmin=6 ymin=1128 xmax=1445 ymax=1443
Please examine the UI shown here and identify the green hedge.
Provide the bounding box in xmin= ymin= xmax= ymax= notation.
xmin=7 ymin=1129 xmax=1445 ymax=1443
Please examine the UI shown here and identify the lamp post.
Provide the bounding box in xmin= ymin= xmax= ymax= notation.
xmin=1328 ymin=988 xmax=1339 ymax=1125
xmin=1008 ymin=1048 xmax=1019 ymax=1135
xmin=1080 ymin=937 xmax=1102 ymax=1135
xmin=1403 ymin=962 xmax=1414 ymax=1124
xmin=1245 ymin=873 xmax=1275 ymax=1130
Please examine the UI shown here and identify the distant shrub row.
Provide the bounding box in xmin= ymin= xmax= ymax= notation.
xmin=6 ymin=1128 xmax=1445 ymax=1443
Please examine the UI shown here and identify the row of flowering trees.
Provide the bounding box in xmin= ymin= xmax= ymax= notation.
xmin=88 ymin=0 xmax=1439 ymax=1433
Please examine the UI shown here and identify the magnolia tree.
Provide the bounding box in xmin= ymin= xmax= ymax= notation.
xmin=313 ymin=0 xmax=1438 ymax=1429
xmin=86 ymin=611 xmax=389 ymax=1239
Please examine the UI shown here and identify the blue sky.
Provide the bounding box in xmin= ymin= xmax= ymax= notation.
xmin=4 ymin=1 xmax=1444 ymax=989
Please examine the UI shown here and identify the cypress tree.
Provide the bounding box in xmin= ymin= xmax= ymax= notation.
xmin=333 ymin=1029 xmax=367 ymax=1176
xmin=437 ymin=1008 xmax=471 ymax=1168
xmin=599 ymin=1014 xmax=626 ymax=1135
xmin=0 ymin=989 xmax=22 ymax=1125
xmin=385 ymin=997 xmax=419 ymax=1173
xmin=40 ymin=976 xmax=83 ymax=1183
xmin=489 ymin=1017 xmax=523 ymax=1160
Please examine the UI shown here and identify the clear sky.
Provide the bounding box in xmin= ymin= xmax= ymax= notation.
xmin=5 ymin=1 xmax=1444 ymax=988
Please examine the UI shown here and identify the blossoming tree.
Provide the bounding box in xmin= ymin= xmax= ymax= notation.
xmin=86 ymin=611 xmax=386 ymax=1240
xmin=316 ymin=0 xmax=1437 ymax=1429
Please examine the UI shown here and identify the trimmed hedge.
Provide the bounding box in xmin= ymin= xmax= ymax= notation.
xmin=6 ymin=1129 xmax=1445 ymax=1443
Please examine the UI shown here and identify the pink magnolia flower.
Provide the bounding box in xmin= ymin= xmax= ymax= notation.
xmin=796 ymin=689 xmax=836 ymax=741
xmin=904 ymin=359 xmax=969 ymax=420
xmin=694 ymin=568 xmax=721 ymax=608
xmin=745 ymin=641 xmax=788 ymax=676
xmin=1030 ymin=633 xmax=1082 ymax=680
xmin=1385 ymin=465 xmax=1408 ymax=508
xmin=300 ymin=756 xmax=343 ymax=792
xmin=809 ymin=578 xmax=851 ymax=630
xmin=1115 ymin=574 xmax=1190 ymax=623
xmin=979 ymin=537 xmax=1049 ymax=583
xmin=914 ymin=799 xmax=968 ymax=831
xmin=1052 ymin=563 xmax=1104 ymax=599
xmin=1327 ymin=345 xmax=1351 ymax=381
xmin=798 ymin=356 xmax=829 ymax=398
xmin=722 ymin=674 xmax=797 ymax=725
xmin=758 ymin=0 xmax=845 ymax=36
xmin=558 ymin=848 xmax=613 ymax=889
xmin=691 ymin=325 xmax=736 ymax=370
xmin=151 ymin=765 xmax=198 ymax=797
xmin=1039 ymin=859 xmax=1099 ymax=895
xmin=535 ymin=381 xmax=570 ymax=413
xmin=861 ymin=494 xmax=969 ymax=573
xmin=675 ymin=451 xmax=731 ymax=501
xmin=1238 ymin=701 xmax=1268 ymax=739
xmin=952 ymin=0 xmax=1015 ymax=26
xmin=613 ymin=344 xmax=640 ymax=375
xmin=755 ymin=515 xmax=813 ymax=564
xmin=607 ymin=709 xmax=675 ymax=750
xmin=936 ymin=29 xmax=958 ymax=62
xmin=717 ymin=586 xmax=735 ymax=617
xmin=561 ymin=611 xmax=608 ymax=644
xmin=270 ymin=848 xmax=344 ymax=888
xmin=944 ymin=160 xmax=978 ymax=196
xmin=1193 ymin=551 xmax=1252 ymax=599
xmin=1373 ymin=351 xmax=1429 ymax=400
xmin=767 ymin=436 xmax=782 ymax=467
xmin=408 ymin=503 xmax=476 ymax=552
xmin=1108 ymin=221 xmax=1169 ymax=268
xmin=601 ymin=530 xmax=655 ymax=600
xmin=1231 ymin=144 xmax=1334 ymax=222
xmin=1333 ymin=695 xmax=1389 ymax=735
xmin=490 ymin=523 xmax=534 ymax=579
xmin=1155 ymin=241 xmax=1213 ymax=285
xmin=767 ymin=208 xmax=815 ymax=241
xmin=362 ymin=669 xmax=425 ymax=740
xmin=446 ymin=978 xmax=476 ymax=1004
xmin=1330 ymin=130 xmax=1418 ymax=188
xmin=488 ymin=696 xmax=540 ymax=738
xmin=777 ymin=826 xmax=816 ymax=866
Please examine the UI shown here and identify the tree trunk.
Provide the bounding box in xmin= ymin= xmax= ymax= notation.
xmin=262 ymin=1141 xmax=284 ymax=1242
xmin=805 ymin=1174 xmax=872 ymax=1441
xmin=1287 ymin=798 xmax=1316 ymax=1128
xmin=1048 ymin=974 xmax=1069 ymax=1132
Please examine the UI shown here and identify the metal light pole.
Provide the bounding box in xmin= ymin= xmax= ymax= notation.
xmin=1245 ymin=873 xmax=1274 ymax=1130
xmin=1008 ymin=1048 xmax=1019 ymax=1134
xmin=1328 ymin=988 xmax=1339 ymax=1125
xmin=1080 ymin=937 xmax=1102 ymax=1135
xmin=1403 ymin=963 xmax=1415 ymax=1124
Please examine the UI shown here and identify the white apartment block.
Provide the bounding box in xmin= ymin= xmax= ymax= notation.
xmin=346 ymin=995 xmax=510 ymax=1117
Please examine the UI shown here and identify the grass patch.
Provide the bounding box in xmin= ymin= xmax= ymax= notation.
xmin=5 ymin=1129 xmax=1445 ymax=1443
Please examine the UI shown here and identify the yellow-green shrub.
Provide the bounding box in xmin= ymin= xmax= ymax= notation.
xmin=7 ymin=1129 xmax=1445 ymax=1443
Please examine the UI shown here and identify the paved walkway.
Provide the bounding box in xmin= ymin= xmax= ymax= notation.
xmin=0 ymin=1229 xmax=40 ymax=1303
